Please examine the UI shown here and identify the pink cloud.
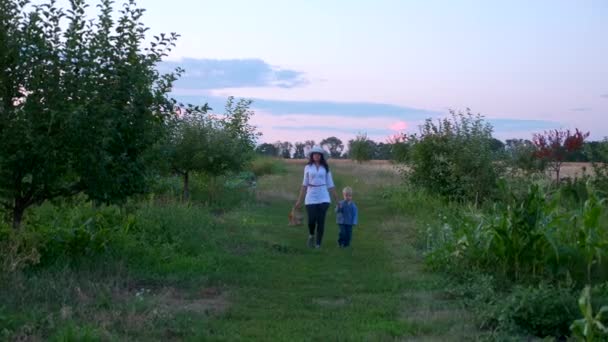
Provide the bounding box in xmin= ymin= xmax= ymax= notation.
xmin=389 ymin=121 xmax=408 ymax=131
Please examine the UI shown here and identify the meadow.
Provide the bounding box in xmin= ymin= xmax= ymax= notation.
xmin=1 ymin=159 xmax=486 ymax=341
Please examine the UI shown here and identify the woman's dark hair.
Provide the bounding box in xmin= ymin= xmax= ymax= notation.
xmin=307 ymin=152 xmax=330 ymax=172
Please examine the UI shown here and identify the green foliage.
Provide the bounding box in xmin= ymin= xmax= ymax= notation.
xmin=0 ymin=223 xmax=41 ymax=274
xmin=162 ymin=97 xmax=259 ymax=200
xmin=571 ymin=285 xmax=608 ymax=341
xmin=574 ymin=187 xmax=607 ymax=283
xmin=422 ymin=181 xmax=608 ymax=284
xmin=587 ymin=138 xmax=608 ymax=196
xmin=50 ymin=323 xmax=104 ymax=341
xmin=406 ymin=109 xmax=500 ymax=203
xmin=255 ymin=143 xmax=279 ymax=157
xmin=293 ymin=142 xmax=306 ymax=159
xmin=505 ymin=139 xmax=547 ymax=175
xmin=348 ymin=133 xmax=373 ymax=163
xmin=372 ymin=142 xmax=392 ymax=160
xmin=389 ymin=134 xmax=410 ymax=163
xmin=0 ymin=0 xmax=181 ymax=228
xmin=501 ymin=284 xmax=578 ymax=338
xmin=25 ymin=202 xmax=134 ymax=264
xmin=387 ymin=177 xmax=608 ymax=337
xmin=274 ymin=141 xmax=293 ymax=159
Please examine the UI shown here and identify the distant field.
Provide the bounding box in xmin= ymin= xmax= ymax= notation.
xmin=560 ymin=162 xmax=594 ymax=178
xmin=286 ymin=159 xmax=593 ymax=179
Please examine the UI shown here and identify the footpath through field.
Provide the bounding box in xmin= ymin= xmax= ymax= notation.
xmin=204 ymin=160 xmax=479 ymax=341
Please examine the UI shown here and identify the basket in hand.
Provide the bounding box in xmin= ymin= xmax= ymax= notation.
xmin=288 ymin=206 xmax=304 ymax=226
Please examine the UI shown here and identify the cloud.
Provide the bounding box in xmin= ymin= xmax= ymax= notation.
xmin=174 ymin=95 xmax=441 ymax=120
xmin=159 ymin=58 xmax=308 ymax=89
xmin=570 ymin=107 xmax=592 ymax=112
xmin=389 ymin=121 xmax=408 ymax=131
xmin=488 ymin=118 xmax=559 ymax=132
xmin=273 ymin=125 xmax=390 ymax=136
xmin=601 ymin=94 xmax=608 ymax=99
xmin=170 ymin=93 xmax=559 ymax=141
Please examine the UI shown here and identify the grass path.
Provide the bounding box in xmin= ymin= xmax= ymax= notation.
xmin=199 ymin=162 xmax=479 ymax=341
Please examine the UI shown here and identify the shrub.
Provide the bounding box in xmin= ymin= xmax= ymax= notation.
xmin=406 ymin=109 xmax=501 ymax=204
xmin=25 ymin=203 xmax=134 ymax=264
xmin=502 ymin=284 xmax=578 ymax=338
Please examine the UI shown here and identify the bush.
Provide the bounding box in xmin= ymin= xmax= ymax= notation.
xmin=406 ymin=109 xmax=501 ymax=204
xmin=0 ymin=224 xmax=41 ymax=274
xmin=24 ymin=203 xmax=134 ymax=265
xmin=501 ymin=284 xmax=578 ymax=338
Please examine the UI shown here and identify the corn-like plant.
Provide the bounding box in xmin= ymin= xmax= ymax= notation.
xmin=574 ymin=186 xmax=607 ymax=283
xmin=481 ymin=185 xmax=559 ymax=280
xmin=570 ymin=286 xmax=608 ymax=341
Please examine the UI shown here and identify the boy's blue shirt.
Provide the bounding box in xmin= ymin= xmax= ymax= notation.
xmin=335 ymin=200 xmax=358 ymax=225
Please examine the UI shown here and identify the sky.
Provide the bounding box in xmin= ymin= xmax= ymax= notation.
xmin=37 ymin=0 xmax=608 ymax=144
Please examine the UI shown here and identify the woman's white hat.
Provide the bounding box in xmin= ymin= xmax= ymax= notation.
xmin=308 ymin=145 xmax=328 ymax=158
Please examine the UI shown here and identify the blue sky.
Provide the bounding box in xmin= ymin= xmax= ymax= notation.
xmin=41 ymin=0 xmax=608 ymax=143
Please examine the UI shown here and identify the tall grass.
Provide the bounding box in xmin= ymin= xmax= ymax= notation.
xmin=249 ymin=156 xmax=287 ymax=177
xmin=0 ymin=171 xmax=258 ymax=339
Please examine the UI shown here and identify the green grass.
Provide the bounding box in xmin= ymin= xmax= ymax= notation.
xmin=0 ymin=161 xmax=480 ymax=341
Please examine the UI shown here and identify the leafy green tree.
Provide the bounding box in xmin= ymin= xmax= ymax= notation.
xmin=321 ymin=136 xmax=344 ymax=158
xmin=373 ymin=142 xmax=392 ymax=160
xmin=164 ymin=97 xmax=259 ymax=200
xmin=276 ymin=141 xmax=293 ymax=159
xmin=348 ymin=133 xmax=373 ymax=163
xmin=490 ymin=138 xmax=505 ymax=153
xmin=222 ymin=97 xmax=259 ymax=156
xmin=505 ymin=139 xmax=546 ymax=175
xmin=293 ymin=142 xmax=306 ymax=159
xmin=0 ymin=0 xmax=180 ymax=228
xmin=255 ymin=143 xmax=278 ymax=156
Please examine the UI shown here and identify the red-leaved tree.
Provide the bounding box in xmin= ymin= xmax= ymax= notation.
xmin=532 ymin=129 xmax=589 ymax=183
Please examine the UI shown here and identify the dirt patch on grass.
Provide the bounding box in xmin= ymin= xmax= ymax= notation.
xmin=65 ymin=284 xmax=230 ymax=334
xmin=153 ymin=286 xmax=230 ymax=315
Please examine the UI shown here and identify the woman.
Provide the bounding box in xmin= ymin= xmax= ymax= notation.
xmin=295 ymin=146 xmax=340 ymax=248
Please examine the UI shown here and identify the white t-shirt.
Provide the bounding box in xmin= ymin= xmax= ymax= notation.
xmin=302 ymin=164 xmax=335 ymax=205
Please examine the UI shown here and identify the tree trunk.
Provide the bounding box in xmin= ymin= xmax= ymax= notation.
xmin=182 ymin=172 xmax=190 ymax=201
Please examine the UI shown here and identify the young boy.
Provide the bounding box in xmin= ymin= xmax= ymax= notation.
xmin=335 ymin=186 xmax=358 ymax=248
